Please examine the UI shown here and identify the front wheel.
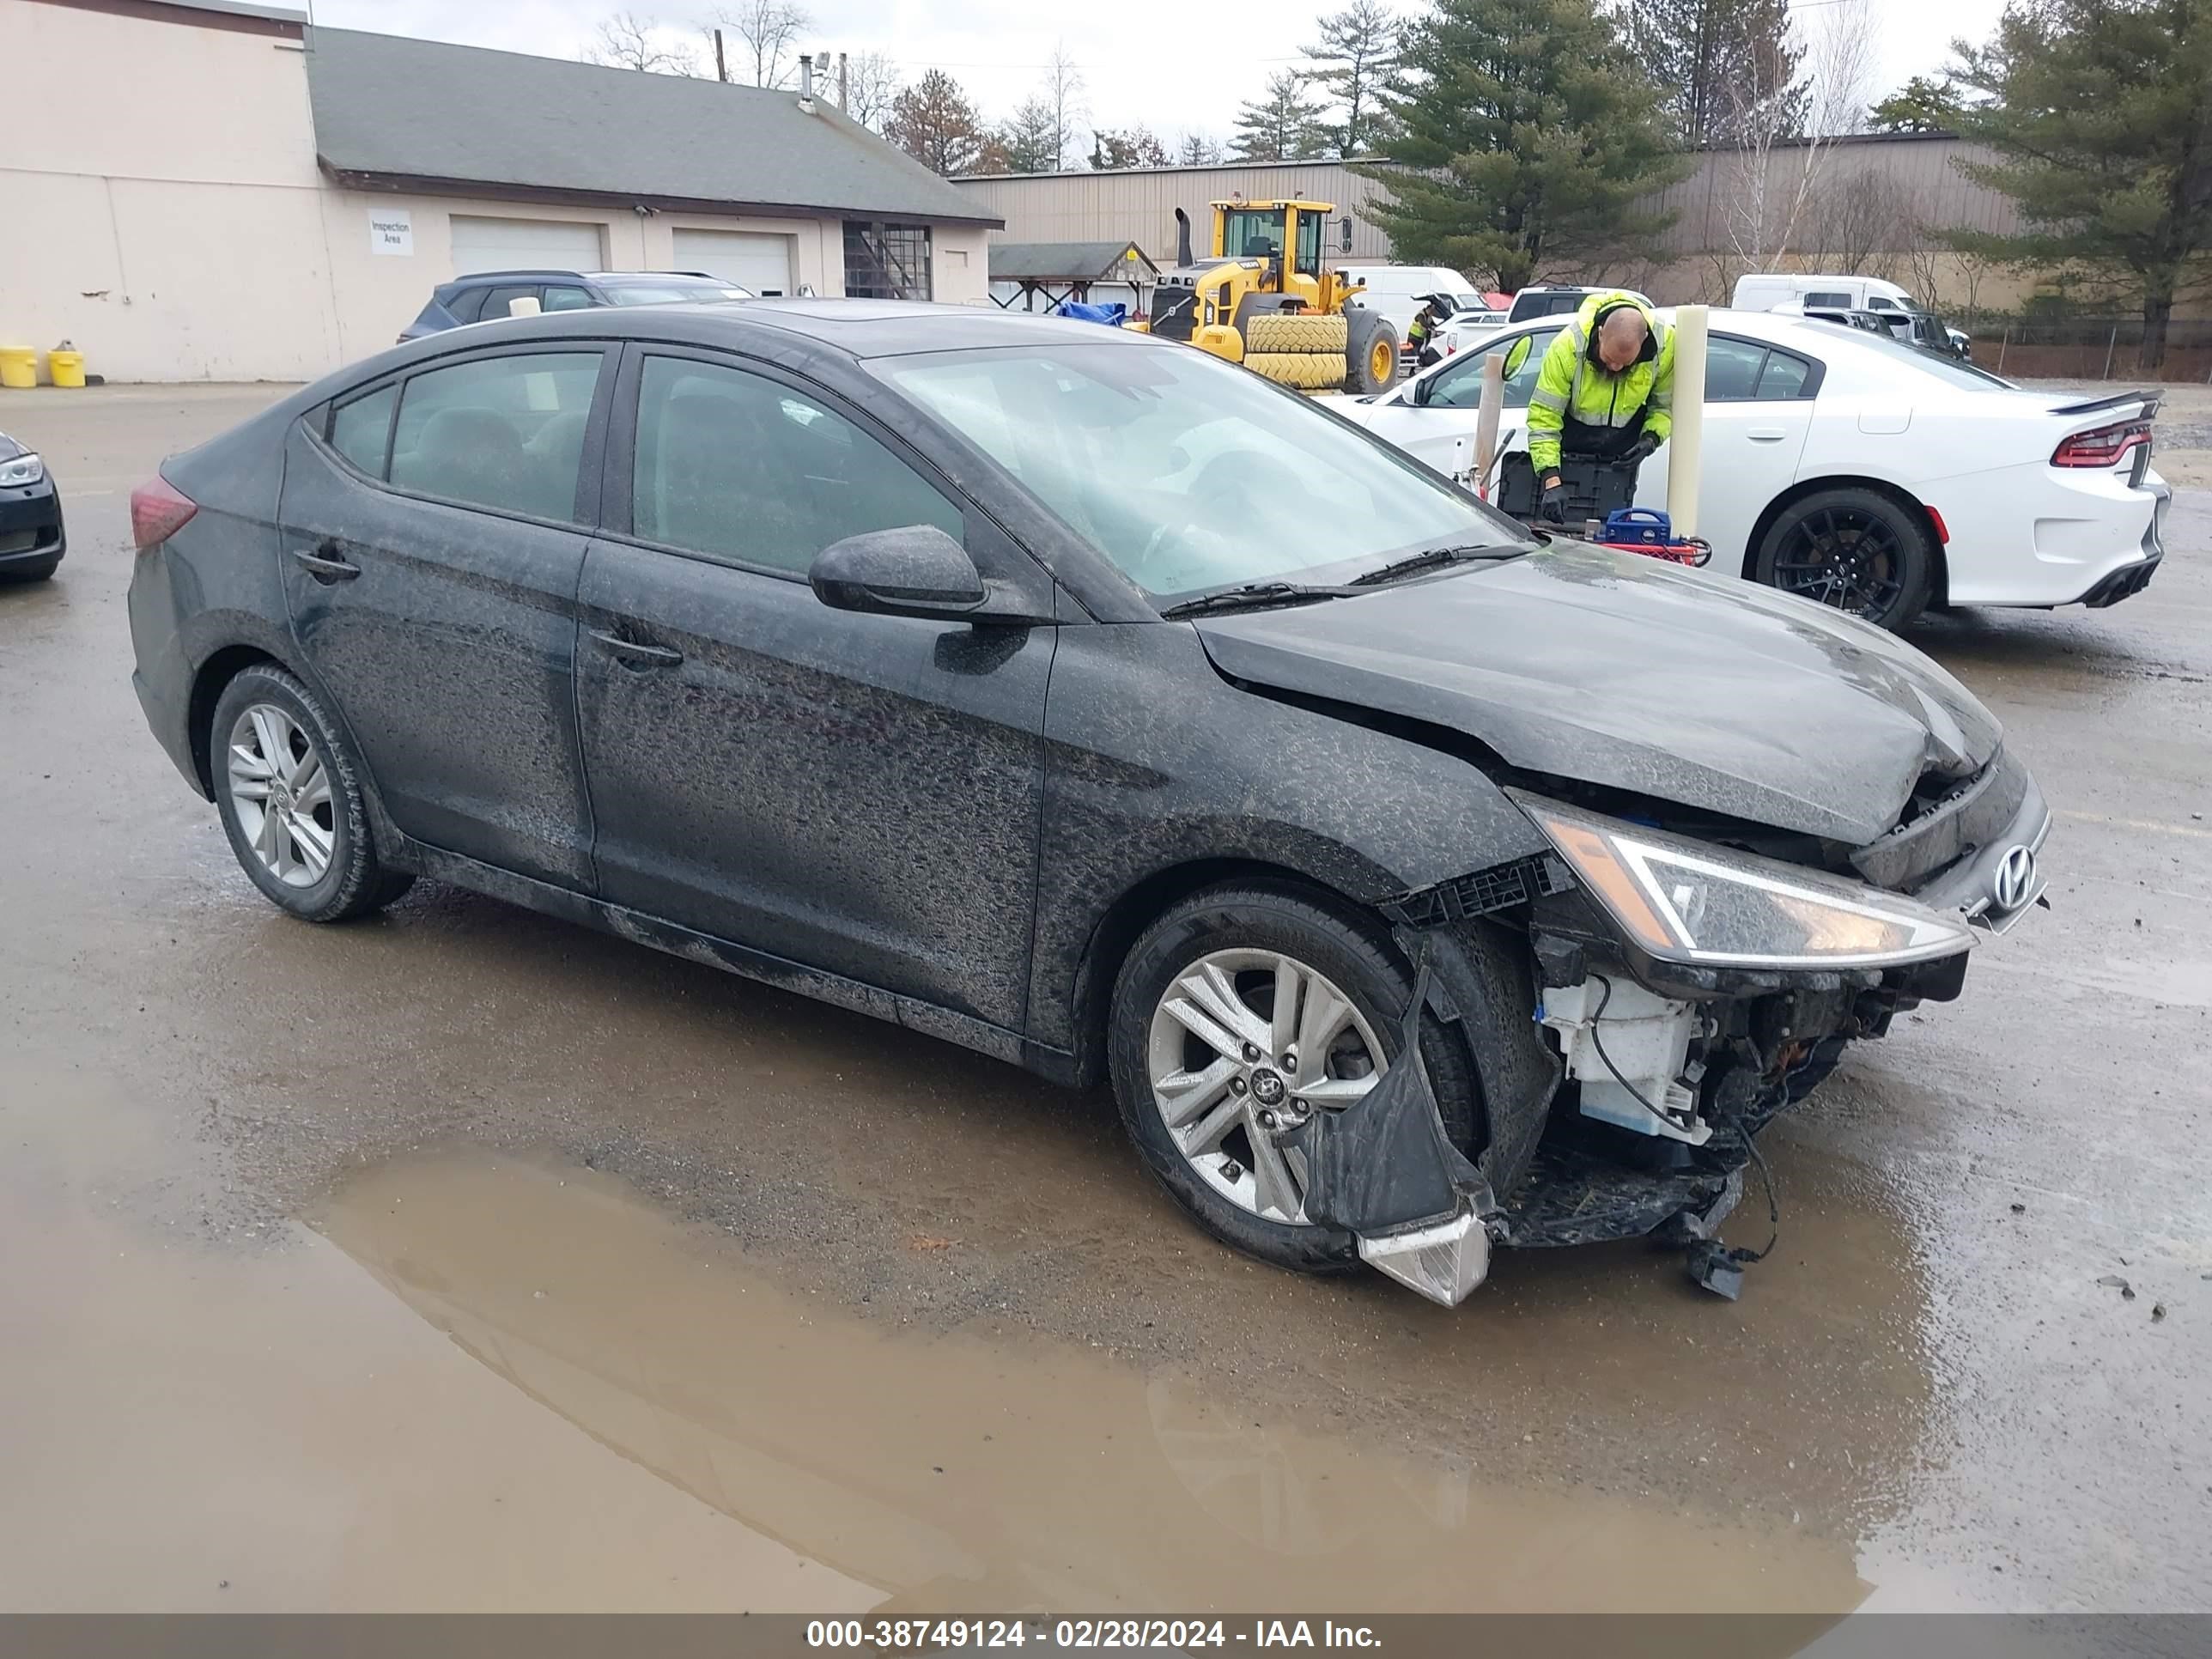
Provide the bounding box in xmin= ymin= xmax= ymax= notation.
xmin=1107 ymin=884 xmax=1477 ymax=1273
xmin=1751 ymin=488 xmax=1935 ymax=630
xmin=1345 ymin=313 xmax=1401 ymax=396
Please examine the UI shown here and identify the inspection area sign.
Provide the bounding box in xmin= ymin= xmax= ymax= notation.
xmin=368 ymin=209 xmax=413 ymax=256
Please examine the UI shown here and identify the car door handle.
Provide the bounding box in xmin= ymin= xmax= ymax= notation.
xmin=289 ymin=544 xmax=360 ymax=582
xmin=1747 ymin=428 xmax=1790 ymax=442
xmin=587 ymin=629 xmax=683 ymax=668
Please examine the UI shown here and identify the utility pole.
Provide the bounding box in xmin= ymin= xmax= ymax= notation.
xmin=713 ymin=27 xmax=728 ymax=83
xmin=838 ymin=52 xmax=848 ymax=112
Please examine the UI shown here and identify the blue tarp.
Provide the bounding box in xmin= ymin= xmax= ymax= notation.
xmin=1052 ymin=301 xmax=1127 ymax=326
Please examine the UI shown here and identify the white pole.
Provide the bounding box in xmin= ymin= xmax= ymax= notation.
xmin=1473 ymin=352 xmax=1505 ymax=500
xmin=1668 ymin=304 xmax=1709 ymax=538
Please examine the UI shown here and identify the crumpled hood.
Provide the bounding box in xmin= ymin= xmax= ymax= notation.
xmin=1194 ymin=543 xmax=2002 ymax=845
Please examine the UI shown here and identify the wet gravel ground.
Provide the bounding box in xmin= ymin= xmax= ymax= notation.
xmin=3 ymin=385 xmax=2209 ymax=1614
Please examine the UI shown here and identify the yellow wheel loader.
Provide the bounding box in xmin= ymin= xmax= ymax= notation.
xmin=1143 ymin=200 xmax=1401 ymax=396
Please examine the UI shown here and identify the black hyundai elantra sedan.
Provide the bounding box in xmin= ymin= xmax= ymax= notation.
xmin=125 ymin=302 xmax=2049 ymax=1305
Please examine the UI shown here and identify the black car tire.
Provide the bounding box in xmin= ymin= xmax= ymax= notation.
xmin=210 ymin=663 xmax=412 ymax=922
xmin=1 ymin=556 xmax=59 ymax=582
xmin=1751 ymin=487 xmax=1935 ymax=630
xmin=1108 ymin=882 xmax=1478 ymax=1274
xmin=1345 ymin=311 xmax=1401 ymax=395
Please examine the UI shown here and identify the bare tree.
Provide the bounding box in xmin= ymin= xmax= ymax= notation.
xmin=1816 ymin=168 xmax=1909 ymax=273
xmin=1723 ymin=0 xmax=1875 ymax=270
xmin=1176 ymin=131 xmax=1224 ymax=166
xmin=583 ymin=11 xmax=700 ymax=74
xmin=1043 ymin=43 xmax=1086 ymax=172
xmin=711 ymin=0 xmax=811 ymax=89
xmin=1900 ymin=216 xmax=1947 ymax=310
xmin=841 ymin=50 xmax=901 ymax=131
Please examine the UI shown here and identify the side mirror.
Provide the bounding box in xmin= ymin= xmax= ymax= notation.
xmin=810 ymin=525 xmax=988 ymax=621
xmin=1412 ymin=374 xmax=1433 ymax=407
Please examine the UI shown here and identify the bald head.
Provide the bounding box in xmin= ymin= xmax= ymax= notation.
xmin=1595 ymin=306 xmax=1651 ymax=372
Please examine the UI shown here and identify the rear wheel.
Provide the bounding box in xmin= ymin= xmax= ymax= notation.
xmin=1752 ymin=488 xmax=1935 ymax=630
xmin=1345 ymin=313 xmax=1401 ymax=395
xmin=1108 ymin=884 xmax=1478 ymax=1273
xmin=210 ymin=664 xmax=412 ymax=922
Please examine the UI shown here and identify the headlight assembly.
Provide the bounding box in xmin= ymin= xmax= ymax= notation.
xmin=1510 ymin=791 xmax=1975 ymax=970
xmin=0 ymin=452 xmax=45 ymax=489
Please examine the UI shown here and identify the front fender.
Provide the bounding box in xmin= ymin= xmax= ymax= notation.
xmin=1027 ymin=623 xmax=1549 ymax=1054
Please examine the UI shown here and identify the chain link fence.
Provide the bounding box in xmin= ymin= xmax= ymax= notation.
xmin=1975 ymin=318 xmax=2212 ymax=382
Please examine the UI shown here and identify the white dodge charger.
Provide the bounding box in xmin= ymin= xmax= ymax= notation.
xmin=1343 ymin=308 xmax=2170 ymax=630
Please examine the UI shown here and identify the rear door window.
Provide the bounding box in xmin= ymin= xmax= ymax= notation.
xmin=1805 ymin=290 xmax=1852 ymax=308
xmin=543 ymin=285 xmax=594 ymax=312
xmin=387 ymin=351 xmax=604 ymax=522
xmin=1704 ymin=336 xmax=1770 ymax=401
xmin=478 ymin=285 xmax=541 ymax=321
xmin=327 ymin=383 xmax=398 ymax=477
xmin=1755 ymin=349 xmax=1817 ymax=399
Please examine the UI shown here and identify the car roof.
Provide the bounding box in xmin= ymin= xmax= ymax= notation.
xmin=395 ymin=299 xmax=1164 ymax=362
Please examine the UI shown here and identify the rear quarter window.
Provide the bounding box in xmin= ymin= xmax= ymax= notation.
xmin=444 ymin=288 xmax=489 ymax=324
xmin=327 ymin=384 xmax=398 ymax=477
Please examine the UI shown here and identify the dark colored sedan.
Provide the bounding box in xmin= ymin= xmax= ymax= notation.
xmin=398 ymin=269 xmax=755 ymax=341
xmin=125 ymin=302 xmax=2049 ymax=1306
xmin=0 ymin=428 xmax=64 ymax=581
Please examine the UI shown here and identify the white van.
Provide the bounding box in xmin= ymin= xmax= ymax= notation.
xmin=1732 ymin=272 xmax=1920 ymax=317
xmin=1340 ymin=265 xmax=1486 ymax=337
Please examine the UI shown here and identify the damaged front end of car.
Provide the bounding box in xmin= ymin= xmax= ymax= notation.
xmin=1290 ymin=762 xmax=2047 ymax=1309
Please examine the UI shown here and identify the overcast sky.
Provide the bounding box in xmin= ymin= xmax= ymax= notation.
xmin=308 ymin=0 xmax=2011 ymax=152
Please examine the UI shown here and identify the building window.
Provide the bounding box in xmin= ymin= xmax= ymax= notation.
xmin=844 ymin=222 xmax=932 ymax=301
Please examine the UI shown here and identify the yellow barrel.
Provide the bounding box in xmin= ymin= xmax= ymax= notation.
xmin=47 ymin=350 xmax=85 ymax=389
xmin=0 ymin=348 xmax=36 ymax=389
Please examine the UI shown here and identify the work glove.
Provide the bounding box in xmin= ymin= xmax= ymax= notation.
xmin=1538 ymin=479 xmax=1567 ymax=523
xmin=1625 ymin=431 xmax=1662 ymax=464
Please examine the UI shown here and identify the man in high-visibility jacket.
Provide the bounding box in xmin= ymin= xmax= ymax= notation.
xmin=1526 ymin=290 xmax=1675 ymax=523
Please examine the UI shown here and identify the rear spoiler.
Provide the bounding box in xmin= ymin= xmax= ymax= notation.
xmin=2047 ymin=389 xmax=2161 ymax=420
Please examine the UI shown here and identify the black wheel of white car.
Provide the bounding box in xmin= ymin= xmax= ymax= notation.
xmin=210 ymin=663 xmax=412 ymax=922
xmin=1753 ymin=488 xmax=1934 ymax=630
xmin=1108 ymin=884 xmax=1478 ymax=1273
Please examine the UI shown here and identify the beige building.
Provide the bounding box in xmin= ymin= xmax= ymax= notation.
xmin=954 ymin=138 xmax=2062 ymax=319
xmin=2 ymin=0 xmax=1000 ymax=383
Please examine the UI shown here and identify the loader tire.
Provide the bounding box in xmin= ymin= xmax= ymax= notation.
xmin=1243 ymin=313 xmax=1349 ymax=355
xmin=1345 ymin=311 xmax=1401 ymax=394
xmin=1244 ymin=351 xmax=1346 ymax=392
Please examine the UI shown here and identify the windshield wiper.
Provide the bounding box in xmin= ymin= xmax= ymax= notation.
xmin=1159 ymin=581 xmax=1353 ymax=618
xmin=1350 ymin=542 xmax=1533 ymax=586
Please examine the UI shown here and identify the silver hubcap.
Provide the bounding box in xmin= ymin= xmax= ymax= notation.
xmin=1146 ymin=949 xmax=1384 ymax=1225
xmin=226 ymin=703 xmax=335 ymax=888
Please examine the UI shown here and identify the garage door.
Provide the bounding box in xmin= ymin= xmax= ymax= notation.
xmin=450 ymin=216 xmax=605 ymax=277
xmin=672 ymin=229 xmax=795 ymax=296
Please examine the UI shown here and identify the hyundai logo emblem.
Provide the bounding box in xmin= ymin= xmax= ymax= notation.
xmin=1991 ymin=845 xmax=2038 ymax=913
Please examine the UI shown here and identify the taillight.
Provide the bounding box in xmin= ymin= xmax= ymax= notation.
xmin=130 ymin=476 xmax=198 ymax=553
xmin=2051 ymin=421 xmax=2151 ymax=468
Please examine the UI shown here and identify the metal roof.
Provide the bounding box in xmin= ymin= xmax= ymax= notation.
xmin=988 ymin=241 xmax=1160 ymax=282
xmin=303 ymin=27 xmax=1001 ymax=227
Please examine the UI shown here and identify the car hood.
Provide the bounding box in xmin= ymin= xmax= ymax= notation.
xmin=1193 ymin=543 xmax=2002 ymax=845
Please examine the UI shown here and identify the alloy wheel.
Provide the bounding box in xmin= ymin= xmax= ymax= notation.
xmin=1146 ymin=949 xmax=1385 ymax=1225
xmin=226 ymin=702 xmax=336 ymax=887
xmin=1770 ymin=505 xmax=1907 ymax=619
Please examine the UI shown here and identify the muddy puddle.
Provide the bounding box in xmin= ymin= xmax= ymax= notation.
xmin=0 ymin=1059 xmax=1874 ymax=1617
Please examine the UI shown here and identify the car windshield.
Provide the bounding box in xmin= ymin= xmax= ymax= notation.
xmin=1834 ymin=324 xmax=2016 ymax=389
xmin=597 ymin=281 xmax=754 ymax=306
xmin=873 ymin=342 xmax=1528 ymax=601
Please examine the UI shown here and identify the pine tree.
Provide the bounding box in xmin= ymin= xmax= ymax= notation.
xmin=1176 ymin=131 xmax=1225 ymax=165
xmin=1946 ymin=0 xmax=2212 ymax=368
xmin=997 ymin=98 xmax=1061 ymax=173
xmin=1869 ymin=74 xmax=1960 ymax=134
xmin=1626 ymin=0 xmax=1804 ymax=147
xmin=1303 ymin=0 xmax=1401 ymax=156
xmin=1358 ymin=0 xmax=1686 ymax=289
xmin=884 ymin=70 xmax=987 ymax=175
xmin=1231 ymin=70 xmax=1327 ymax=161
